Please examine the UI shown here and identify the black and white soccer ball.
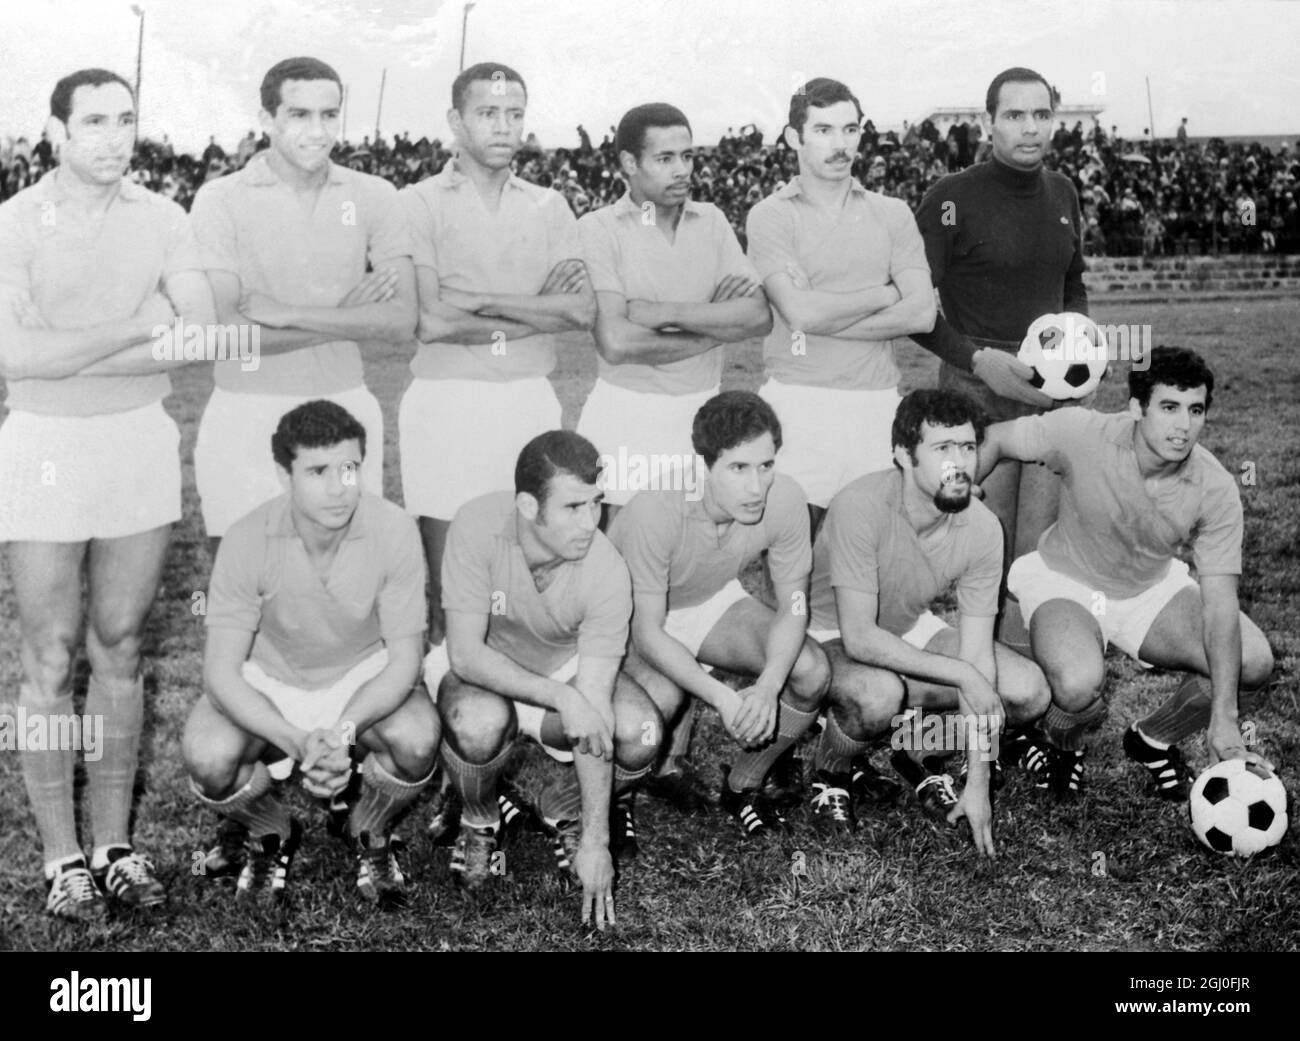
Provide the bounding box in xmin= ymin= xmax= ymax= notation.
xmin=1017 ymin=312 xmax=1108 ymax=400
xmin=1188 ymin=759 xmax=1288 ymax=857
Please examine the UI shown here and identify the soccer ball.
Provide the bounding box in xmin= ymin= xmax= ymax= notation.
xmin=1188 ymin=759 xmax=1288 ymax=857
xmin=1017 ymin=312 xmax=1108 ymax=400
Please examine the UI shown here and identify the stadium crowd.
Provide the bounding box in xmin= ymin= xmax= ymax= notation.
xmin=3 ymin=117 xmax=1298 ymax=256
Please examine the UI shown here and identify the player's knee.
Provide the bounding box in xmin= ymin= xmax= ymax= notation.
xmin=381 ymin=701 xmax=441 ymax=777
xmin=181 ymin=719 xmax=242 ymax=795
xmin=1044 ymin=661 xmax=1105 ymax=712
xmin=1241 ymin=633 xmax=1275 ymax=691
xmin=86 ymin=620 xmax=144 ymax=676
xmin=440 ymin=686 xmax=513 ymax=761
xmin=788 ymin=641 xmax=831 ymax=708
xmin=832 ymin=669 xmax=905 ymax=736
xmin=614 ymin=698 xmax=663 ymax=771
xmin=1005 ymin=664 xmax=1052 ymax=724
xmin=23 ymin=632 xmax=78 ymax=694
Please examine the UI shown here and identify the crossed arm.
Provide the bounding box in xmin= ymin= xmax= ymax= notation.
xmin=761 ymin=265 xmax=935 ymax=340
xmin=0 ymin=268 xmax=217 ymax=380
xmin=416 ymin=258 xmax=595 ymax=344
xmin=591 ymin=273 xmax=772 ymax=367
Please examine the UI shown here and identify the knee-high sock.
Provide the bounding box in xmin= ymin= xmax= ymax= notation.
xmin=814 ymin=708 xmax=871 ymax=776
xmin=441 ymin=741 xmax=509 ymax=828
xmin=729 ymin=701 xmax=820 ymax=791
xmin=541 ymin=759 xmax=652 ymax=824
xmin=349 ymin=755 xmax=435 ymax=841
xmin=18 ymin=683 xmax=81 ymax=865
xmin=85 ymin=673 xmax=144 ymax=851
xmin=190 ymin=761 xmax=290 ymax=840
xmin=1138 ymin=674 xmax=1213 ymax=747
xmin=661 ymin=697 xmax=698 ymax=769
xmin=1042 ymin=699 xmax=1108 ymax=751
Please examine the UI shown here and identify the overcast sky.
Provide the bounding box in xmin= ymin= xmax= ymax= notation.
xmin=3 ymin=0 xmax=1297 ymax=154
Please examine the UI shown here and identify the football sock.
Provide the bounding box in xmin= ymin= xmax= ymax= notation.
xmin=190 ymin=761 xmax=291 ymax=841
xmin=19 ymin=682 xmax=82 ymax=864
xmin=539 ymin=765 xmax=583 ymax=824
xmin=1137 ymin=674 xmax=1212 ymax=746
xmin=729 ymin=701 xmax=819 ymax=791
xmin=44 ymin=852 xmax=87 ymax=881
xmin=349 ymin=755 xmax=435 ymax=840
xmin=1042 ymin=699 xmax=1108 ymax=751
xmin=89 ymin=844 xmax=132 ymax=872
xmin=85 ymin=673 xmax=143 ymax=851
xmin=614 ymin=761 xmax=652 ymax=794
xmin=441 ymin=741 xmax=509 ymax=828
xmin=660 ymin=697 xmax=698 ymax=772
xmin=814 ymin=708 xmax=872 ymax=776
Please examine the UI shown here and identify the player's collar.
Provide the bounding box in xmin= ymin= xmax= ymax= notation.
xmin=612 ymin=191 xmax=704 ymax=219
xmin=436 ymin=157 xmax=529 ymax=192
xmin=777 ymin=175 xmax=869 ymax=200
xmin=244 ymin=152 xmax=347 ymax=187
xmin=1117 ymin=414 xmax=1200 ymax=484
xmin=36 ymin=167 xmax=149 ymax=204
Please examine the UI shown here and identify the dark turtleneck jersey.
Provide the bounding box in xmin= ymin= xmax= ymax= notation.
xmin=910 ymin=155 xmax=1088 ymax=371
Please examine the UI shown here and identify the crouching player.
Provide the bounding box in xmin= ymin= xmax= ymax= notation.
xmin=608 ymin=391 xmax=831 ymax=839
xmin=182 ymin=401 xmax=436 ymax=908
xmin=977 ymin=347 xmax=1275 ymax=799
xmin=425 ymin=431 xmax=660 ymax=932
xmin=806 ymin=390 xmax=1050 ymax=854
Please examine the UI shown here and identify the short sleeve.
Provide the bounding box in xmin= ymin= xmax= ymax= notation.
xmin=161 ymin=201 xmax=204 ymax=278
xmin=0 ymin=202 xmax=33 ymax=291
xmin=366 ymin=179 xmax=414 ymax=267
xmin=577 ymin=543 xmax=632 ymax=660
xmin=764 ymin=476 xmax=812 ymax=591
xmin=996 ymin=408 xmax=1098 ymax=474
xmin=545 ymin=192 xmax=582 ymax=268
xmin=377 ymin=510 xmax=428 ymax=640
xmin=744 ymin=198 xmax=797 ymax=281
xmin=885 ymin=197 xmax=933 ymax=279
xmin=954 ymin=508 xmax=1003 ymax=618
xmin=713 ymin=206 xmax=760 ymax=283
xmin=398 ymin=185 xmax=438 ymax=271
xmin=607 ymin=494 xmax=675 ymax=599
xmin=440 ymin=504 xmax=494 ymax=614
xmin=1191 ymin=471 xmax=1244 ymax=578
xmin=188 ymin=183 xmax=240 ymax=275
xmin=825 ymin=488 xmax=881 ymax=597
xmin=578 ymin=211 xmax=623 ymax=295
xmin=205 ymin=521 xmax=265 ymax=632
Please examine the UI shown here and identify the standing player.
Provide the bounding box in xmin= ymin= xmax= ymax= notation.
xmin=190 ymin=56 xmax=415 ymax=551
xmin=975 ymin=348 xmax=1275 ymax=798
xmin=399 ymin=62 xmax=594 ymax=646
xmin=429 ymin=431 xmax=660 ymax=932
xmin=608 ymin=392 xmax=832 ymax=837
xmin=746 ymin=78 xmax=936 ymax=532
xmin=805 ymin=391 xmax=1050 ymax=851
xmin=577 ymin=103 xmax=771 ymax=524
xmin=183 ymin=401 xmax=435 ymax=908
xmin=910 ymin=67 xmax=1087 ymax=578
xmin=0 ymin=68 xmax=217 ymax=919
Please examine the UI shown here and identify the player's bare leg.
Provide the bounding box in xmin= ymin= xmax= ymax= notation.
xmin=624 ymin=645 xmax=708 ymax=812
xmin=351 ymin=688 xmax=439 ymax=906
xmin=417 ymin=516 xmax=450 ymax=646
xmin=1125 ymin=586 xmax=1275 ymax=798
xmin=1028 ymin=598 xmax=1108 ymax=799
xmin=696 ymin=597 xmax=829 ymax=834
xmin=183 ymin=695 xmax=298 ymax=903
xmin=10 ymin=540 xmax=101 ymax=918
xmin=1000 ymin=462 xmax=1061 ymax=651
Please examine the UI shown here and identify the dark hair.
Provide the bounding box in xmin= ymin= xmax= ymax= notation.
xmin=985 ymin=67 xmax=1056 ymax=119
xmin=1128 ymin=346 xmax=1215 ymax=411
xmin=260 ymin=57 xmax=343 ymax=115
xmin=891 ymin=389 xmax=988 ymax=466
xmin=515 ymin=430 xmax=603 ymax=509
xmin=452 ymin=62 xmax=527 ymax=114
xmin=271 ymin=399 xmax=366 ymax=471
xmin=692 ymin=391 xmax=783 ymax=469
xmin=50 ymin=69 xmax=135 ymax=126
xmin=788 ymin=78 xmax=863 ymax=138
xmin=615 ymin=103 xmax=691 ymax=162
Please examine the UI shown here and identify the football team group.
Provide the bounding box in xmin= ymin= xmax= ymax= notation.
xmin=0 ymin=54 xmax=1276 ymax=932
